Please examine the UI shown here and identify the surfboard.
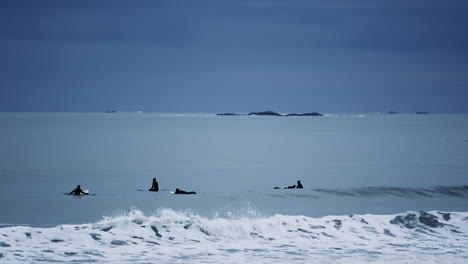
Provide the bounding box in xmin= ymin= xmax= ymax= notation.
xmin=64 ymin=192 xmax=91 ymax=196
xmin=138 ymin=189 xmax=172 ymax=192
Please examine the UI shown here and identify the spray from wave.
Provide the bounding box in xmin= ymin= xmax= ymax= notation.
xmin=1 ymin=209 xmax=467 ymax=263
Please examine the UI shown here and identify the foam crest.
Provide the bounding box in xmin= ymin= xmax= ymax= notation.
xmin=1 ymin=209 xmax=468 ymax=263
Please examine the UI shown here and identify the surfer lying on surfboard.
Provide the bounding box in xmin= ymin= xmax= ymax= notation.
xmin=174 ymin=188 xmax=196 ymax=195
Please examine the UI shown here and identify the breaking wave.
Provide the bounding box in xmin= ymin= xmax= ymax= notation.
xmin=313 ymin=185 xmax=468 ymax=198
xmin=1 ymin=209 xmax=468 ymax=263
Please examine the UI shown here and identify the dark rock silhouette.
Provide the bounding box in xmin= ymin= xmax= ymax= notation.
xmin=217 ymin=110 xmax=322 ymax=117
xmin=285 ymin=112 xmax=323 ymax=116
xmin=248 ymin=111 xmax=282 ymax=116
xmin=216 ymin=113 xmax=243 ymax=116
xmin=301 ymin=113 xmax=322 ymax=116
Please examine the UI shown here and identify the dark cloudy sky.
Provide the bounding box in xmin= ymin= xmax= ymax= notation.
xmin=1 ymin=0 xmax=468 ymax=113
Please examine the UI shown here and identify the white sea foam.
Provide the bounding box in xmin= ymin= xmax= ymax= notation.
xmin=1 ymin=209 xmax=467 ymax=263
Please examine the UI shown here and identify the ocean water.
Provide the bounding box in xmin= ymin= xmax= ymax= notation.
xmin=1 ymin=112 xmax=468 ymax=263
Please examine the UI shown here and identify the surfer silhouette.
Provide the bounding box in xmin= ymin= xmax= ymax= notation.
xmin=149 ymin=178 xmax=159 ymax=192
xmin=174 ymin=188 xmax=196 ymax=195
xmin=69 ymin=185 xmax=88 ymax=195
xmin=285 ymin=185 xmax=296 ymax=189
xmin=296 ymin=181 xmax=303 ymax=189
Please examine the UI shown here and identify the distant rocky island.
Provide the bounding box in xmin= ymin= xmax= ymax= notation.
xmin=216 ymin=113 xmax=243 ymax=116
xmin=217 ymin=110 xmax=323 ymax=117
xmin=389 ymin=111 xmax=430 ymax=115
xmin=389 ymin=111 xmax=429 ymax=115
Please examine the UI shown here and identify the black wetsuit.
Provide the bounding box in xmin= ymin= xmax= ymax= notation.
xmin=296 ymin=182 xmax=303 ymax=189
xmin=70 ymin=187 xmax=88 ymax=195
xmin=175 ymin=189 xmax=196 ymax=194
xmin=149 ymin=180 xmax=159 ymax=192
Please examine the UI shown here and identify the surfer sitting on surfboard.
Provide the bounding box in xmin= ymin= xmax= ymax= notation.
xmin=149 ymin=178 xmax=159 ymax=192
xmin=70 ymin=185 xmax=89 ymax=195
xmin=278 ymin=180 xmax=303 ymax=189
xmin=296 ymin=180 xmax=303 ymax=189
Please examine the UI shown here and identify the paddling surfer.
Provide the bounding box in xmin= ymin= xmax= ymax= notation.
xmin=174 ymin=188 xmax=196 ymax=194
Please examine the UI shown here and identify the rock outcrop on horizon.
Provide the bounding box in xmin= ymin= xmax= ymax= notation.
xmin=284 ymin=112 xmax=323 ymax=116
xmin=248 ymin=111 xmax=282 ymax=116
xmin=216 ymin=113 xmax=244 ymax=116
xmin=216 ymin=110 xmax=323 ymax=117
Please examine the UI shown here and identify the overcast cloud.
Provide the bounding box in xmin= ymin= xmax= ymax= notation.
xmin=1 ymin=0 xmax=468 ymax=113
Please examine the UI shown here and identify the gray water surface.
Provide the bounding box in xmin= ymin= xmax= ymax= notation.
xmin=1 ymin=112 xmax=467 ymax=226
